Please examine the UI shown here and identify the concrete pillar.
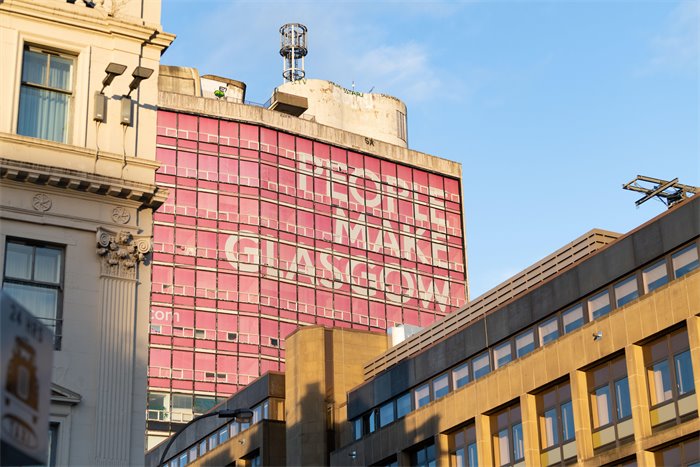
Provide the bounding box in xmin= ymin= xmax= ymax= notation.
xmin=686 ymin=315 xmax=700 ymax=424
xmin=436 ymin=432 xmax=450 ymax=466
xmin=625 ymin=344 xmax=652 ymax=457
xmin=570 ymin=370 xmax=594 ymax=462
xmin=285 ymin=327 xmax=386 ymax=466
xmin=520 ymin=393 xmax=540 ymax=467
xmin=93 ymin=228 xmax=151 ymax=465
xmin=475 ymin=413 xmax=493 ymax=467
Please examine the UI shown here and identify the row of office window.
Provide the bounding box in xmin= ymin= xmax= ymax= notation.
xmin=147 ymin=392 xmax=222 ymax=422
xmin=360 ymin=325 xmax=696 ymax=467
xmin=163 ymin=399 xmax=277 ymax=467
xmin=446 ymin=356 xmax=696 ymax=467
xmin=157 ymin=111 xmax=462 ymax=203
xmin=377 ymin=405 xmax=697 ymax=467
xmin=395 ymin=328 xmax=695 ymax=467
xmin=351 ymin=241 xmax=698 ymax=443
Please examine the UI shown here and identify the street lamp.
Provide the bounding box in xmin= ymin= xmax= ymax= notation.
xmin=158 ymin=408 xmax=253 ymax=466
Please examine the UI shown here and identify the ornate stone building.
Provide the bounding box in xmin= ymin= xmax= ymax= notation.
xmin=0 ymin=0 xmax=173 ymax=464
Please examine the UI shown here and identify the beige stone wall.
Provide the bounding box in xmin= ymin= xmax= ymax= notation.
xmin=276 ymin=79 xmax=409 ymax=147
xmin=0 ymin=0 xmax=173 ymax=172
xmin=285 ymin=326 xmax=387 ymax=466
xmin=331 ymin=270 xmax=700 ymax=466
xmin=0 ymin=0 xmax=173 ymax=464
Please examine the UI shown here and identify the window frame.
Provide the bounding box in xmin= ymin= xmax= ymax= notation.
xmin=17 ymin=44 xmax=76 ymax=144
xmin=3 ymin=237 xmax=65 ymax=350
xmin=587 ymin=289 xmax=612 ymax=321
xmin=587 ymin=355 xmax=633 ymax=450
xmin=453 ymin=361 xmax=471 ymax=389
xmin=671 ymin=243 xmax=699 ymax=279
xmin=409 ymin=440 xmax=437 ymax=467
xmin=491 ymin=404 xmax=524 ymax=467
xmin=653 ymin=435 xmax=700 ymax=466
xmin=449 ymin=422 xmax=478 ymax=467
xmin=432 ymin=372 xmax=450 ymax=400
xmin=515 ymin=328 xmax=536 ymax=358
xmin=536 ymin=380 xmax=576 ymax=463
xmin=538 ymin=316 xmax=560 ymax=346
xmin=379 ymin=399 xmax=395 ymax=428
xmin=643 ymin=327 xmax=697 ymax=428
xmin=493 ymin=340 xmax=514 ymax=369
xmin=612 ymin=275 xmax=641 ymax=309
xmin=641 ymin=259 xmax=671 ymax=294
xmin=472 ymin=351 xmax=491 ymax=380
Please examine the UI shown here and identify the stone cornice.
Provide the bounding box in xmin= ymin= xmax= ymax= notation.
xmin=0 ymin=157 xmax=168 ymax=210
xmin=0 ymin=0 xmax=175 ymax=50
xmin=1 ymin=132 xmax=161 ymax=170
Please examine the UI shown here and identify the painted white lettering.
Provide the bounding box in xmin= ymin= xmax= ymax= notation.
xmin=224 ymin=235 xmax=259 ymax=272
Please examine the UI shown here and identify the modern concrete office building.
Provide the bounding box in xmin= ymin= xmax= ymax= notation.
xmin=147 ymin=195 xmax=699 ymax=467
xmin=146 ymin=67 xmax=469 ymax=446
xmin=0 ymin=0 xmax=173 ymax=464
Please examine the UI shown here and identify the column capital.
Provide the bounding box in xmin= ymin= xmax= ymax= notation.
xmin=96 ymin=227 xmax=151 ymax=279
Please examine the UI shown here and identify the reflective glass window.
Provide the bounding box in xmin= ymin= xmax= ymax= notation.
xmin=494 ymin=341 xmax=513 ymax=369
xmin=379 ymin=401 xmax=395 ymax=427
xmin=473 ymin=352 xmax=491 ymax=380
xmin=415 ymin=383 xmax=431 ymax=409
xmin=614 ymin=276 xmax=639 ymax=308
xmin=539 ymin=317 xmax=559 ymax=346
xmin=515 ymin=329 xmax=536 ymax=357
xmin=396 ymin=393 xmax=412 ymax=418
xmin=18 ymin=47 xmax=73 ymax=143
xmin=643 ymin=260 xmax=669 ymax=292
xmin=588 ymin=290 xmax=611 ymax=320
xmin=433 ymin=374 xmax=450 ymax=399
xmin=562 ymin=304 xmax=584 ymax=334
xmin=453 ymin=362 xmax=470 ymax=389
xmin=3 ymin=239 xmax=64 ymax=349
xmin=672 ymin=244 xmax=699 ymax=278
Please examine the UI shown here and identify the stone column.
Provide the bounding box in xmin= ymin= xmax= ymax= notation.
xmin=570 ymin=369 xmax=594 ymax=462
xmin=93 ymin=228 xmax=151 ymax=465
xmin=625 ymin=343 xmax=652 ymax=462
xmin=520 ymin=393 xmax=540 ymax=467
xmin=475 ymin=412 xmax=493 ymax=467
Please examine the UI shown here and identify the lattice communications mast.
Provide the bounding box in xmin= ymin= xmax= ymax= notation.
xmin=280 ymin=23 xmax=307 ymax=82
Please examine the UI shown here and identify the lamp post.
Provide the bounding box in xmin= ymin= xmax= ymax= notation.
xmin=158 ymin=408 xmax=253 ymax=466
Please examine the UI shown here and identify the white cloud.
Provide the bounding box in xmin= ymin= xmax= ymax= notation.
xmin=649 ymin=0 xmax=699 ymax=72
xmin=161 ymin=0 xmax=469 ymax=104
xmin=354 ymin=42 xmax=441 ymax=101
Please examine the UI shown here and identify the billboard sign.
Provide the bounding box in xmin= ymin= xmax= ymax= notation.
xmin=0 ymin=291 xmax=53 ymax=466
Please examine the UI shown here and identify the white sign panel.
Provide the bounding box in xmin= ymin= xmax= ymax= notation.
xmin=1 ymin=291 xmax=53 ymax=466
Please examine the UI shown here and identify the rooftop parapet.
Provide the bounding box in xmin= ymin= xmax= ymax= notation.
xmin=362 ymin=228 xmax=621 ymax=379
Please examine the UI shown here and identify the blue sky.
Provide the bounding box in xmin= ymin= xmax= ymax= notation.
xmin=161 ymin=0 xmax=699 ymax=299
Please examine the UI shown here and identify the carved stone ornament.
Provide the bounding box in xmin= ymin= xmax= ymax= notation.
xmin=96 ymin=228 xmax=151 ymax=279
xmin=111 ymin=207 xmax=131 ymax=224
xmin=32 ymin=193 xmax=52 ymax=212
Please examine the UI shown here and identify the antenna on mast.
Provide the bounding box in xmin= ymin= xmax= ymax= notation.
xmin=280 ymin=23 xmax=308 ymax=83
xmin=623 ymin=175 xmax=698 ymax=209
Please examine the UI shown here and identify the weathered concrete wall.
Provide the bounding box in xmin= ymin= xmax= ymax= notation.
xmin=276 ymin=79 xmax=409 ymax=147
xmin=285 ymin=327 xmax=387 ymax=466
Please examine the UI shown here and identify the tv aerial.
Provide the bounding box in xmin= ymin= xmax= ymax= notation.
xmin=623 ymin=175 xmax=698 ymax=209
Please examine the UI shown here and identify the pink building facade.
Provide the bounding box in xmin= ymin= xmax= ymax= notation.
xmin=146 ymin=107 xmax=467 ymax=442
